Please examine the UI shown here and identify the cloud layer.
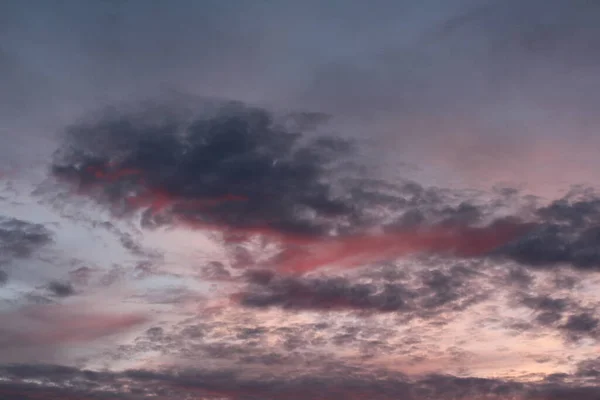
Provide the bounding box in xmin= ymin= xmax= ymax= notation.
xmin=2 ymin=1 xmax=600 ymax=398
xmin=1 ymin=361 xmax=600 ymax=400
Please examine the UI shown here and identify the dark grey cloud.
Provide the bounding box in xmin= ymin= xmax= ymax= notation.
xmin=46 ymin=281 xmax=75 ymax=298
xmin=238 ymin=273 xmax=411 ymax=313
xmin=499 ymin=198 xmax=600 ymax=270
xmin=517 ymin=293 xmax=571 ymax=330
xmin=503 ymin=286 xmax=600 ymax=343
xmin=51 ymin=99 xmax=365 ymax=238
xmin=0 ymin=216 xmax=52 ymax=267
xmin=237 ymin=264 xmax=488 ymax=320
xmin=521 ymin=295 xmax=569 ymax=314
xmin=576 ymin=356 xmax=600 ymax=379
xmin=0 ymin=362 xmax=598 ymax=400
xmin=560 ymin=313 xmax=599 ymax=339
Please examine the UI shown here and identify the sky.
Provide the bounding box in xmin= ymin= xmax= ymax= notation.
xmin=1 ymin=0 xmax=600 ymax=399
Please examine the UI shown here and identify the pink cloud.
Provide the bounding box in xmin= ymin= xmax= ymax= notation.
xmin=0 ymin=303 xmax=148 ymax=349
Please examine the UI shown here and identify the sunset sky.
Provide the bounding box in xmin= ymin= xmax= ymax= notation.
xmin=2 ymin=1 xmax=600 ymax=399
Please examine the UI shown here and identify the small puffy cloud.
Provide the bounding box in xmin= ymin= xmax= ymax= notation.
xmin=0 ymin=216 xmax=52 ymax=265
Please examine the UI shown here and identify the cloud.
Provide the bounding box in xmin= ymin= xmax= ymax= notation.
xmin=560 ymin=313 xmax=599 ymax=339
xmin=267 ymin=219 xmax=530 ymax=274
xmin=50 ymin=98 xmax=600 ymax=274
xmin=0 ymin=216 xmax=52 ymax=266
xmin=576 ymin=356 xmax=600 ymax=379
xmin=50 ymin=99 xmax=536 ymax=276
xmin=499 ymin=197 xmax=600 ymax=270
xmin=200 ymin=261 xmax=232 ymax=281
xmin=520 ymin=294 xmax=570 ymax=327
xmin=51 ymin=99 xmax=360 ymax=238
xmin=3 ymin=2 xmax=600 ymax=398
xmin=236 ymin=264 xmax=488 ymax=318
xmin=500 ymin=279 xmax=600 ymax=344
xmin=38 ymin=96 xmax=600 ymax=396
xmin=0 ymin=303 xmax=147 ymax=363
xmin=46 ymin=281 xmax=76 ymax=297
xmin=236 ymin=273 xmax=412 ymax=313
xmin=0 ymin=362 xmax=598 ymax=400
